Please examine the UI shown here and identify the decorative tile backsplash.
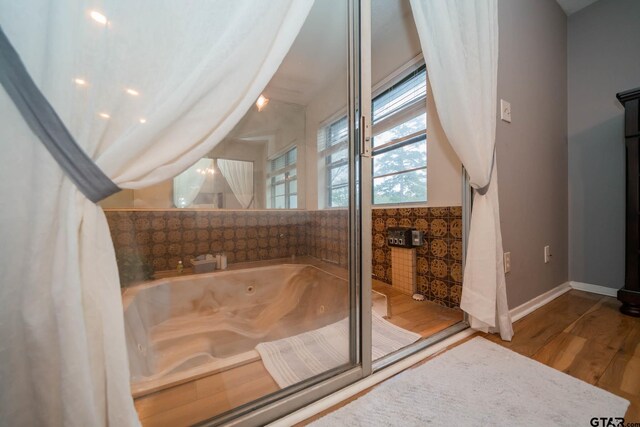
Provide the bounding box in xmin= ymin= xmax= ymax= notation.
xmin=307 ymin=210 xmax=349 ymax=267
xmin=106 ymin=210 xmax=309 ymax=278
xmin=372 ymin=207 xmax=463 ymax=308
xmin=105 ymin=206 xmax=462 ymax=307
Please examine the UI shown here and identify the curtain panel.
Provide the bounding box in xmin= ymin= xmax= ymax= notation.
xmin=410 ymin=0 xmax=513 ymax=340
xmin=0 ymin=1 xmax=313 ymax=425
xmin=217 ymin=158 xmax=254 ymax=209
xmin=173 ymin=158 xmax=214 ymax=208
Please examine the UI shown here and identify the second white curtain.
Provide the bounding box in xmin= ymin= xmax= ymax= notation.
xmin=217 ymin=158 xmax=254 ymax=209
xmin=410 ymin=0 xmax=513 ymax=340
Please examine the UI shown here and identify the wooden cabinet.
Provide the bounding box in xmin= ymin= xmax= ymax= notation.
xmin=617 ymin=87 xmax=640 ymax=317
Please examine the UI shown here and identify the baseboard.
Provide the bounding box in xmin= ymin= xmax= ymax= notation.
xmin=509 ymin=281 xmax=572 ymax=322
xmin=570 ymin=281 xmax=619 ymax=297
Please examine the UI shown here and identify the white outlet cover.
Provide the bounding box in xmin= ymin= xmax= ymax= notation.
xmin=501 ymin=99 xmax=512 ymax=123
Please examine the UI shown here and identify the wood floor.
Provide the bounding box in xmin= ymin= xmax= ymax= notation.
xmin=301 ymin=290 xmax=640 ymax=425
xmin=483 ymin=290 xmax=640 ymax=421
xmin=372 ymin=279 xmax=463 ymax=337
xmin=134 ymin=282 xmax=461 ymax=426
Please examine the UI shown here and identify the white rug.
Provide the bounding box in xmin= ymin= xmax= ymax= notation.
xmin=310 ymin=337 xmax=629 ymax=426
xmin=256 ymin=313 xmax=421 ymax=388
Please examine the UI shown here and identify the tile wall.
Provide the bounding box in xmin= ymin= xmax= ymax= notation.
xmin=372 ymin=207 xmax=463 ymax=308
xmin=106 ymin=206 xmax=462 ymax=307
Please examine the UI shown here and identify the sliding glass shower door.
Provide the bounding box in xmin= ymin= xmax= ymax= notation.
xmin=107 ymin=1 xmax=371 ymax=426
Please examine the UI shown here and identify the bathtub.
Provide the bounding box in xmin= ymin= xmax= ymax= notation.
xmin=123 ymin=264 xmax=350 ymax=397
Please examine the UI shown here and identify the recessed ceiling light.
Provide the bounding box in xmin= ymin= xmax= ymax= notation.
xmin=89 ymin=11 xmax=108 ymax=26
xmin=139 ymin=118 xmax=147 ymax=124
xmin=99 ymin=112 xmax=111 ymax=119
xmin=74 ymin=78 xmax=87 ymax=86
xmin=126 ymin=88 xmax=139 ymax=96
xmin=256 ymin=94 xmax=269 ymax=112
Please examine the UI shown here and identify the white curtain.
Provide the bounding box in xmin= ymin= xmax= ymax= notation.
xmin=410 ymin=0 xmax=513 ymax=340
xmin=217 ymin=158 xmax=254 ymax=209
xmin=0 ymin=1 xmax=313 ymax=425
xmin=173 ymin=158 xmax=213 ymax=208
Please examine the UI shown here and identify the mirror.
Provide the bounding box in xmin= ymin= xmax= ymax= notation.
xmin=101 ymin=98 xmax=306 ymax=210
xmin=173 ymin=158 xmax=254 ymax=209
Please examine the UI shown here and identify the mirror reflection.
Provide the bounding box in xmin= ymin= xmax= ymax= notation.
xmin=102 ymin=97 xmax=305 ymax=210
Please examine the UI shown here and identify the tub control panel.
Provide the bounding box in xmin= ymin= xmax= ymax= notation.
xmin=388 ymin=227 xmax=424 ymax=248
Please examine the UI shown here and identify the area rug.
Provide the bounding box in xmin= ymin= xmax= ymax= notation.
xmin=256 ymin=313 xmax=421 ymax=388
xmin=309 ymin=337 xmax=629 ymax=426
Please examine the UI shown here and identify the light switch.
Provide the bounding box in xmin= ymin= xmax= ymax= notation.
xmin=504 ymin=252 xmax=511 ymax=273
xmin=501 ymin=99 xmax=512 ymax=123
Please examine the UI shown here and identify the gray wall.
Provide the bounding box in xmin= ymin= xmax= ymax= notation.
xmin=568 ymin=0 xmax=640 ymax=289
xmin=497 ymin=0 xmax=569 ymax=307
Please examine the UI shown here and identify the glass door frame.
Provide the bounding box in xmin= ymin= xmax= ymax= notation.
xmin=198 ymin=0 xmax=471 ymax=424
xmin=198 ymin=1 xmax=372 ymax=425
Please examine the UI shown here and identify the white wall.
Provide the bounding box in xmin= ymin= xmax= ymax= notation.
xmin=568 ymin=0 xmax=640 ymax=289
xmin=496 ymin=0 xmax=568 ymax=307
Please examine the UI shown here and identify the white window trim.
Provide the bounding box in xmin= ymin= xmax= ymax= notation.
xmin=267 ymin=146 xmax=298 ymax=209
xmin=318 ymin=54 xmax=429 ymax=208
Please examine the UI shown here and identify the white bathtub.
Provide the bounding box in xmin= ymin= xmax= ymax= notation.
xmin=123 ymin=264 xmax=349 ymax=396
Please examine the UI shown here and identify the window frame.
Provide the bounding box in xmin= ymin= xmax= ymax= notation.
xmin=318 ymin=60 xmax=428 ymax=208
xmin=370 ymin=64 xmax=427 ymax=206
xmin=267 ymin=146 xmax=298 ymax=209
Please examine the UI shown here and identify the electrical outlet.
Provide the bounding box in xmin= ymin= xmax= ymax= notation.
xmin=544 ymin=245 xmax=551 ymax=263
xmin=504 ymin=252 xmax=511 ymax=273
xmin=501 ymin=99 xmax=512 ymax=123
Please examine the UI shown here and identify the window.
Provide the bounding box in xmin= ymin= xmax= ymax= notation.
xmin=318 ymin=117 xmax=349 ymax=208
xmin=267 ymin=147 xmax=297 ymax=209
xmin=372 ymin=65 xmax=427 ymax=205
xmin=317 ymin=64 xmax=427 ymax=207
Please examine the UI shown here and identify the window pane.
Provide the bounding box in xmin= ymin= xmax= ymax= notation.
xmin=373 ymin=169 xmax=426 ymax=204
xmin=330 ymin=164 xmax=348 ymax=186
xmin=373 ymin=140 xmax=426 ymax=177
xmin=289 ymin=179 xmax=297 ymax=194
xmin=286 ymin=148 xmax=297 ymax=165
xmin=275 ymin=183 xmax=285 ymax=196
xmin=288 ymin=168 xmax=297 ymax=179
xmin=373 ymin=113 xmax=426 ymax=148
xmin=329 ymin=148 xmax=348 ymax=164
xmin=329 ymin=117 xmax=348 ymax=148
xmin=330 ymin=185 xmax=349 ymax=208
xmin=373 ymin=66 xmax=426 ymax=122
xmin=271 ymin=155 xmax=285 ymax=172
xmin=274 ymin=195 xmax=286 ymax=209
xmin=289 ymin=195 xmax=297 ymax=209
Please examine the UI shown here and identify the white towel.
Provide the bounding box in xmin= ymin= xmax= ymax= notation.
xmin=256 ymin=313 xmax=421 ymax=388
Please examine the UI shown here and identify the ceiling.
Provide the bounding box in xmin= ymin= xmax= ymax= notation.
xmin=555 ymin=0 xmax=600 ymax=15
xmin=264 ymin=0 xmax=411 ymax=106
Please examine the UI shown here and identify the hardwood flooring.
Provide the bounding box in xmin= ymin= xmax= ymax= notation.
xmin=372 ymin=279 xmax=463 ymax=337
xmin=301 ymin=290 xmax=640 ymax=425
xmin=134 ymin=280 xmax=461 ymax=426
